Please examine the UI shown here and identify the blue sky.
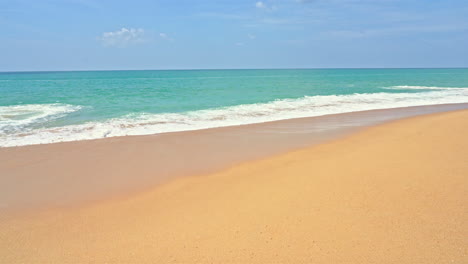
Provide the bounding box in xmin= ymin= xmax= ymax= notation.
xmin=1 ymin=0 xmax=467 ymax=71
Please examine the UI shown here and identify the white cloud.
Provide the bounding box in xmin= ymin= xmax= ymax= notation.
xmin=256 ymin=1 xmax=266 ymax=9
xmin=255 ymin=1 xmax=277 ymax=11
xmin=159 ymin=32 xmax=174 ymax=41
xmin=98 ymin=27 xmax=145 ymax=47
xmin=248 ymin=33 xmax=256 ymax=39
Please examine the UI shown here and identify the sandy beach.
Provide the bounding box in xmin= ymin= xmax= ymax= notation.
xmin=2 ymin=0 xmax=468 ymax=262
xmin=0 ymin=109 xmax=467 ymax=263
xmin=1 ymin=103 xmax=466 ymax=212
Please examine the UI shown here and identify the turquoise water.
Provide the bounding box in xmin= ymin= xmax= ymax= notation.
xmin=1 ymin=68 xmax=468 ymax=147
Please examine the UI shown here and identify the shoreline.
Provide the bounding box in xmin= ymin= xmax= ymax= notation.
xmin=2 ymin=101 xmax=468 ymax=148
xmin=1 ymin=108 xmax=466 ymax=263
xmin=3 ymin=103 xmax=468 ymax=151
xmin=1 ymin=103 xmax=467 ymax=214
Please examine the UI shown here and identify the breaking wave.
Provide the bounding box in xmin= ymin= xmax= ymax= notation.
xmin=0 ymin=104 xmax=82 ymax=134
xmin=1 ymin=89 xmax=467 ymax=147
xmin=384 ymin=85 xmax=468 ymax=90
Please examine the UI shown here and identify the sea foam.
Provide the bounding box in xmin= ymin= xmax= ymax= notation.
xmin=0 ymin=104 xmax=82 ymax=134
xmin=384 ymin=85 xmax=468 ymax=90
xmin=1 ymin=89 xmax=467 ymax=147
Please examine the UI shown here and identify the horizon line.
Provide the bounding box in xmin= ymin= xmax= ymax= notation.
xmin=1 ymin=66 xmax=468 ymax=74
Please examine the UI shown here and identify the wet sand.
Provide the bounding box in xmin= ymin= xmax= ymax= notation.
xmin=0 ymin=109 xmax=467 ymax=263
xmin=0 ymin=103 xmax=467 ymax=212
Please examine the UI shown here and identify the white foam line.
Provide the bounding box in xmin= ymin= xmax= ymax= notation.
xmin=384 ymin=85 xmax=468 ymax=90
xmin=1 ymin=90 xmax=467 ymax=147
xmin=0 ymin=104 xmax=82 ymax=133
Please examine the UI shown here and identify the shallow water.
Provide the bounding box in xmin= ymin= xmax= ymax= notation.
xmin=1 ymin=68 xmax=468 ymax=146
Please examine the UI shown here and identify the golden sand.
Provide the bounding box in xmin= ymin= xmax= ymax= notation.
xmin=0 ymin=110 xmax=467 ymax=263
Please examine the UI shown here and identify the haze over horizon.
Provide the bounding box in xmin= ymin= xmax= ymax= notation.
xmin=1 ymin=0 xmax=468 ymax=71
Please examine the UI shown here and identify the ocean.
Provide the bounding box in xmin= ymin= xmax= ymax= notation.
xmin=1 ymin=68 xmax=467 ymax=147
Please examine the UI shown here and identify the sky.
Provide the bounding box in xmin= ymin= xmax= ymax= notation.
xmin=1 ymin=0 xmax=468 ymax=71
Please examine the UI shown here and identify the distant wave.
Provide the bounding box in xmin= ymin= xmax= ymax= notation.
xmin=1 ymin=90 xmax=467 ymax=147
xmin=384 ymin=85 xmax=468 ymax=90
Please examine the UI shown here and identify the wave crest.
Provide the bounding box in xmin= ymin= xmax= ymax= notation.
xmin=0 ymin=104 xmax=82 ymax=133
xmin=384 ymin=85 xmax=468 ymax=90
xmin=1 ymin=90 xmax=468 ymax=147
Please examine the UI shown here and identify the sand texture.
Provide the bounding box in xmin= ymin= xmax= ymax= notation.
xmin=0 ymin=110 xmax=467 ymax=263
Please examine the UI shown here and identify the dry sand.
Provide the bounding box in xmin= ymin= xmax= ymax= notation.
xmin=0 ymin=110 xmax=467 ymax=263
